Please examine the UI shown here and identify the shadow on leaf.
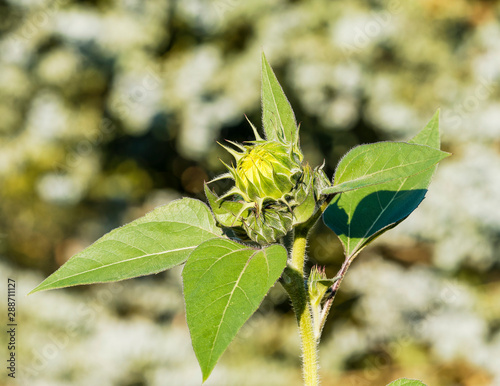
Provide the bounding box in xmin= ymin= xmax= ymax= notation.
xmin=323 ymin=189 xmax=427 ymax=255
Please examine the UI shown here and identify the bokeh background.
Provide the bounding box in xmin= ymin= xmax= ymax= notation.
xmin=1 ymin=0 xmax=500 ymax=385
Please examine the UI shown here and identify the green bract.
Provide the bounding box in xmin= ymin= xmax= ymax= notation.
xmin=244 ymin=205 xmax=293 ymax=244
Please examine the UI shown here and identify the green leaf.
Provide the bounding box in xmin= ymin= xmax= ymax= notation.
xmin=261 ymin=52 xmax=297 ymax=144
xmin=183 ymin=238 xmax=287 ymax=382
xmin=29 ymin=198 xmax=223 ymax=294
xmin=321 ymin=141 xmax=450 ymax=195
xmin=323 ymin=110 xmax=447 ymax=259
xmin=386 ymin=378 xmax=427 ymax=386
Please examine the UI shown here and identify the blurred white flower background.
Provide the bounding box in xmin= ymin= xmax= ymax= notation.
xmin=1 ymin=0 xmax=500 ymax=385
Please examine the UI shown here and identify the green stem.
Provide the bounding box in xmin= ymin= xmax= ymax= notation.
xmin=282 ymin=227 xmax=319 ymax=386
xmin=280 ymin=196 xmax=336 ymax=385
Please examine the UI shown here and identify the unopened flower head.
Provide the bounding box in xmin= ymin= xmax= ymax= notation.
xmin=205 ymin=120 xmax=322 ymax=244
xmin=233 ymin=141 xmax=302 ymax=203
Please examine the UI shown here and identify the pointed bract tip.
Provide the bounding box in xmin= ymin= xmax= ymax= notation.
xmin=219 ymin=159 xmax=235 ymax=173
xmin=245 ymin=115 xmax=263 ymax=141
xmin=219 ymin=142 xmax=244 ymax=162
xmin=225 ymin=139 xmax=246 ymax=151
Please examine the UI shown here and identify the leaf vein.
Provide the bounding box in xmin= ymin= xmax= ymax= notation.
xmin=41 ymin=246 xmax=195 ymax=287
xmin=207 ymin=249 xmax=259 ymax=365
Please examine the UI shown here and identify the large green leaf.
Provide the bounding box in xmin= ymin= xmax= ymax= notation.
xmin=386 ymin=378 xmax=427 ymax=386
xmin=323 ymin=110 xmax=446 ymax=259
xmin=183 ymin=238 xmax=287 ymax=382
xmin=321 ymin=141 xmax=449 ymax=195
xmin=261 ymin=52 xmax=297 ymax=144
xmin=29 ymin=198 xmax=222 ymax=294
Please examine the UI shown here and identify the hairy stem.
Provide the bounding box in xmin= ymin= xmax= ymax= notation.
xmin=318 ymin=252 xmax=359 ymax=336
xmin=280 ymin=196 xmax=336 ymax=385
xmin=282 ymin=227 xmax=319 ymax=386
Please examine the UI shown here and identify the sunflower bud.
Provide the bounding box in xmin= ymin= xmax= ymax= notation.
xmin=205 ymin=120 xmax=318 ymax=244
xmin=234 ymin=141 xmax=302 ymax=203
